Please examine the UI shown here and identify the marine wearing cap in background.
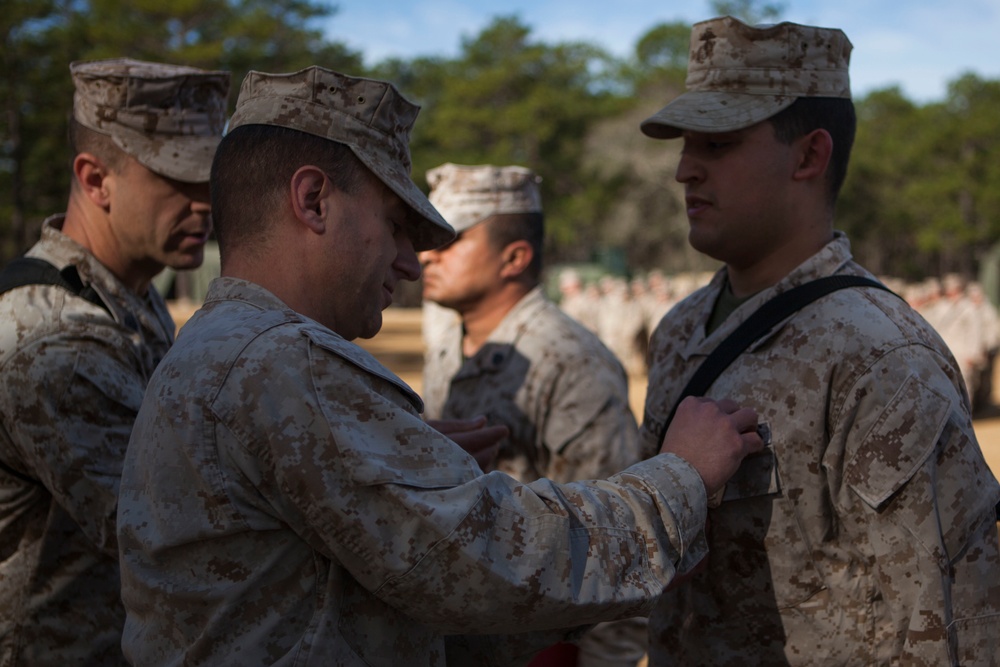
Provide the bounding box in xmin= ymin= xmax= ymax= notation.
xmin=636 ymin=16 xmax=1000 ymax=666
xmin=0 ymin=58 xmax=229 ymax=666
xmin=116 ymin=65 xmax=763 ymax=667
xmin=426 ymin=162 xmax=542 ymax=231
xmin=418 ymin=162 xmax=542 ymax=379
xmin=72 ymin=58 xmax=229 ymax=183
xmin=420 ymin=162 xmax=648 ymax=667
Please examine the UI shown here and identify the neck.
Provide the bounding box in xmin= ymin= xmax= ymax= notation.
xmin=727 ymin=221 xmax=834 ymax=298
xmin=460 ymin=284 xmax=533 ymax=357
xmin=61 ymin=192 xmax=155 ymax=295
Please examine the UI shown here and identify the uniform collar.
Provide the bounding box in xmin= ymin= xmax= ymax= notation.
xmin=202 ymin=276 xmax=425 ymax=411
xmin=684 ymin=232 xmax=855 ymax=356
xmin=33 ymin=215 xmax=175 ymax=343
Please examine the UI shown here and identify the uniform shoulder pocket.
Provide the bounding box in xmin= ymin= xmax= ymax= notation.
xmin=844 ymin=374 xmax=949 ymax=509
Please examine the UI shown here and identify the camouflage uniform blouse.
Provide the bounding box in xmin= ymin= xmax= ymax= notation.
xmin=0 ymin=216 xmax=175 ymax=666
xmin=117 ymin=278 xmax=710 ymax=667
xmin=422 ymin=287 xmax=641 ymax=483
xmin=640 ymin=233 xmax=1000 ymax=666
xmin=421 ymin=287 xmax=647 ymax=665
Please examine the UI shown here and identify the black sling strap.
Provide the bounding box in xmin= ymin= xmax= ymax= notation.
xmin=0 ymin=256 xmax=111 ymax=315
xmin=657 ymin=272 xmax=1000 ymax=522
xmin=0 ymin=256 xmax=113 ymax=485
xmin=659 ymin=275 xmax=893 ymax=440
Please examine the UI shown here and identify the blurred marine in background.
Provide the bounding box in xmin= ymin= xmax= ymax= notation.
xmin=420 ymin=163 xmax=647 ymax=666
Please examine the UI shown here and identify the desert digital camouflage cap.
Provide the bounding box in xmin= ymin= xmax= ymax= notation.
xmin=71 ymin=58 xmax=230 ymax=183
xmin=427 ymin=163 xmax=542 ymax=233
xmin=227 ymin=66 xmax=455 ymax=251
xmin=641 ymin=16 xmax=852 ymax=139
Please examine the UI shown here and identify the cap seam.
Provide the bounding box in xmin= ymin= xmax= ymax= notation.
xmin=244 ymin=94 xmax=399 ymax=141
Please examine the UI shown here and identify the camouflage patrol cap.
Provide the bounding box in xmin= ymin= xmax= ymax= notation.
xmin=71 ymin=58 xmax=229 ymax=183
xmin=227 ymin=66 xmax=455 ymax=251
xmin=640 ymin=16 xmax=852 ymax=139
xmin=427 ymin=163 xmax=542 ymax=233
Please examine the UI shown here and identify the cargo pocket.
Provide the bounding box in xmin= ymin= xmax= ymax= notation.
xmin=844 ymin=374 xmax=949 ymax=510
xmin=948 ymin=613 xmax=1000 ymax=665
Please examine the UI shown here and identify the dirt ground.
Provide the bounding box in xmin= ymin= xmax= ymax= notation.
xmin=358 ymin=307 xmax=1000 ymax=480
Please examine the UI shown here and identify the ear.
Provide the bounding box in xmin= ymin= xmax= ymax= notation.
xmin=73 ymin=153 xmax=112 ymax=210
xmin=498 ymin=240 xmax=533 ymax=280
xmin=289 ymin=165 xmax=332 ymax=233
xmin=792 ymin=128 xmax=833 ymax=184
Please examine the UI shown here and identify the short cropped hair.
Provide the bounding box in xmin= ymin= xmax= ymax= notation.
xmin=69 ymin=118 xmax=128 ymax=175
xmin=210 ymin=124 xmax=367 ymax=255
xmin=482 ymin=212 xmax=545 ymax=282
xmin=767 ymin=97 xmax=856 ymax=205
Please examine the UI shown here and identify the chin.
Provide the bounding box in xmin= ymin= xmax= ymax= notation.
xmin=167 ymin=252 xmax=206 ymax=271
xmin=422 ymin=288 xmax=444 ymax=305
xmin=687 ymin=233 xmax=727 ymax=263
xmin=356 ymin=315 xmax=383 ymax=341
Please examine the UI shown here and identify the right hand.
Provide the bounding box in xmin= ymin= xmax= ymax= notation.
xmin=427 ymin=416 xmax=509 ymax=473
xmin=658 ymin=396 xmax=763 ymax=496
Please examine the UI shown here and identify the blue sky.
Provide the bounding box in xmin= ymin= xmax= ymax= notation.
xmin=322 ymin=0 xmax=1000 ymax=103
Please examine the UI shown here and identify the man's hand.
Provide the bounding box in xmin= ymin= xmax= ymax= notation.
xmin=659 ymin=397 xmax=763 ymax=496
xmin=428 ymin=416 xmax=508 ymax=472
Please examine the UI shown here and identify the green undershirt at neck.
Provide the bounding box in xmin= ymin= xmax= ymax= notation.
xmin=706 ymin=276 xmax=758 ymax=335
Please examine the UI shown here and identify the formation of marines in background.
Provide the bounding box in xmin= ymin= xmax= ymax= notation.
xmin=559 ymin=268 xmax=1000 ymax=409
xmin=0 ymin=12 xmax=998 ymax=667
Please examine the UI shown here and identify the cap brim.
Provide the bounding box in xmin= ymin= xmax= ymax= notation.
xmin=112 ymin=127 xmax=221 ymax=183
xmin=640 ymin=91 xmax=796 ymax=139
xmin=429 ymin=209 xmax=489 ymax=235
xmin=349 ymin=145 xmax=455 ymax=252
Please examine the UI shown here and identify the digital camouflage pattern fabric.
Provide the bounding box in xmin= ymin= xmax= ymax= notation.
xmin=423 ymin=286 xmax=640 ymax=484
xmin=640 ymin=16 xmax=853 ymax=139
xmin=0 ymin=217 xmax=176 ymax=665
xmin=426 ymin=163 xmax=543 ymax=233
xmin=421 ymin=286 xmax=648 ymax=666
xmin=118 ymin=278 xmax=712 ymax=667
xmin=71 ymin=58 xmax=229 ymax=183
xmin=422 ymin=163 xmax=648 ymax=665
xmin=640 ymin=233 xmax=1000 ymax=666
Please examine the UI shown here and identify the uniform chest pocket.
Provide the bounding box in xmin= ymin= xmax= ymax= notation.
xmin=720 ymin=424 xmax=781 ymax=503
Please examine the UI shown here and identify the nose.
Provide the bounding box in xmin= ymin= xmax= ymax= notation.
xmin=675 ymin=147 xmax=702 ymax=185
xmin=187 ymin=182 xmax=212 ymax=213
xmin=417 ymin=248 xmax=438 ymax=267
xmin=394 ymin=233 xmax=422 ymax=282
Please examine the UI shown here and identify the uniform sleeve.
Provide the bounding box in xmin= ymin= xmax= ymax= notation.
xmin=541 ymin=354 xmax=642 ymax=483
xmin=834 ymin=348 xmax=1000 ymax=665
xmin=230 ymin=341 xmax=709 ymax=636
xmin=637 ymin=315 xmax=690 ymax=462
xmin=1 ymin=332 xmax=145 ymax=556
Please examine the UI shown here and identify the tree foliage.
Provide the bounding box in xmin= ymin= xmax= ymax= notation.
xmin=374 ymin=16 xmax=628 ymax=250
xmin=3 ymin=3 xmax=1000 ymax=285
xmin=710 ymin=0 xmax=786 ymax=24
xmin=1 ymin=0 xmax=78 ymax=254
xmin=0 ymin=0 xmax=362 ymax=260
xmin=840 ymin=75 xmax=1000 ymax=280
